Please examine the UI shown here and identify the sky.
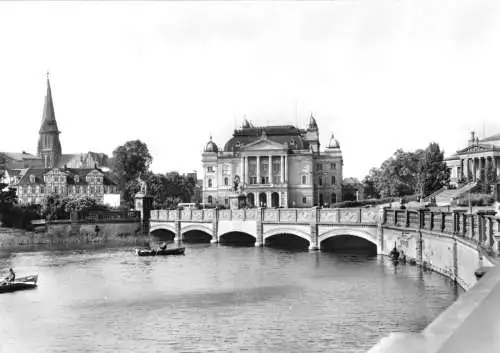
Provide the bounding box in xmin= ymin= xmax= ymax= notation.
xmin=1 ymin=0 xmax=500 ymax=180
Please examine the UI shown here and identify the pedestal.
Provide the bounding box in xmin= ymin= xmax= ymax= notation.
xmin=135 ymin=192 xmax=153 ymax=235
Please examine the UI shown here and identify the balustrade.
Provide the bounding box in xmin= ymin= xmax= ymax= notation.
xmin=145 ymin=206 xmax=500 ymax=255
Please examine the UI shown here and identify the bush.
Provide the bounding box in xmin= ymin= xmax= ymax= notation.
xmin=457 ymin=193 xmax=495 ymax=207
xmin=1 ymin=204 xmax=43 ymax=229
xmin=330 ymin=195 xmax=419 ymax=208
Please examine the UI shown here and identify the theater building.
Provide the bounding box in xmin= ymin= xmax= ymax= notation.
xmin=201 ymin=116 xmax=343 ymax=208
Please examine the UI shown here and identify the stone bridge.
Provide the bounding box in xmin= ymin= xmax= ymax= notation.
xmin=149 ymin=206 xmax=500 ymax=289
xmin=149 ymin=207 xmax=380 ymax=250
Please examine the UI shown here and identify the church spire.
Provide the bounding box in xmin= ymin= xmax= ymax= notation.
xmin=37 ymin=73 xmax=62 ymax=168
xmin=39 ymin=72 xmax=59 ymax=134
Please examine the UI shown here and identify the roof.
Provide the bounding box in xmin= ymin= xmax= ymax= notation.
xmin=223 ymin=125 xmax=309 ymax=152
xmin=0 ymin=152 xmax=40 ymax=161
xmin=39 ymin=77 xmax=60 ymax=134
xmin=480 ymin=133 xmax=500 ymax=143
xmin=57 ymin=152 xmax=110 ymax=168
xmin=15 ymin=167 xmax=117 ymax=186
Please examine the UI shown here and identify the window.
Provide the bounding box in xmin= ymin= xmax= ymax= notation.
xmin=29 ymin=174 xmax=35 ymax=183
xmin=54 ymin=186 xmax=59 ymax=194
xmin=302 ymin=196 xmax=307 ymax=204
xmin=208 ymin=179 xmax=212 ymax=188
xmin=90 ymin=186 xmax=95 ymax=194
xmin=319 ymin=177 xmax=323 ymax=186
xmin=331 ymin=176 xmax=336 ymax=185
xmin=331 ymin=163 xmax=336 ymax=169
xmin=75 ymin=175 xmax=79 ymax=183
xmin=40 ymin=186 xmax=44 ymax=194
xmin=76 ymin=185 xmax=80 ymax=194
xmin=224 ymin=177 xmax=229 ymax=186
xmin=225 ymin=198 xmax=229 ymax=205
xmin=317 ymin=164 xmax=323 ymax=171
xmin=331 ymin=193 xmax=337 ymax=204
xmin=207 ymin=166 xmax=214 ymax=173
xmin=208 ymin=195 xmax=213 ymax=204
xmin=249 ymin=176 xmax=257 ymax=185
xmin=302 ymin=175 xmax=307 ymax=185
xmin=261 ymin=176 xmax=269 ymax=184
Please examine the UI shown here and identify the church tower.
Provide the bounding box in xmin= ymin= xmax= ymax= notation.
xmin=37 ymin=74 xmax=62 ymax=168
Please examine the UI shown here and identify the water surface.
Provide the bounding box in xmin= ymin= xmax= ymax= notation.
xmin=0 ymin=244 xmax=461 ymax=352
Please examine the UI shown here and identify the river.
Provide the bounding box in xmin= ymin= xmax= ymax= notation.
xmin=0 ymin=243 xmax=461 ymax=353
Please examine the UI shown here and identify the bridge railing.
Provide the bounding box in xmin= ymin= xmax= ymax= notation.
xmin=149 ymin=207 xmax=382 ymax=225
xmin=382 ymin=208 xmax=500 ymax=254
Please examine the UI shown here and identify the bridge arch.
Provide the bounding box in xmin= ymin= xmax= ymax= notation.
xmin=263 ymin=228 xmax=311 ymax=244
xmin=218 ymin=231 xmax=256 ymax=240
xmin=150 ymin=223 xmax=176 ymax=234
xmin=318 ymin=228 xmax=378 ymax=252
xmin=181 ymin=224 xmax=213 ymax=237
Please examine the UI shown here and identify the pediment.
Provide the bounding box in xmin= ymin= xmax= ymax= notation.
xmin=242 ymin=138 xmax=286 ymax=151
xmin=457 ymin=144 xmax=494 ymax=154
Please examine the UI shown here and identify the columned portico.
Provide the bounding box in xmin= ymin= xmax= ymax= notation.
xmin=256 ymin=156 xmax=260 ymax=184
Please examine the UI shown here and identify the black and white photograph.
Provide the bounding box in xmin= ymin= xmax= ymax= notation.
xmin=1 ymin=1 xmax=500 ymax=352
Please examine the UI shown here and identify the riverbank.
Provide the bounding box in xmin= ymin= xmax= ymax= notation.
xmin=0 ymin=226 xmax=149 ymax=251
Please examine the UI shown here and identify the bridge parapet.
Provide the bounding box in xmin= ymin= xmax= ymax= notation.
xmin=383 ymin=208 xmax=500 ymax=254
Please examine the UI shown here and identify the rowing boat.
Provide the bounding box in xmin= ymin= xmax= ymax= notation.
xmin=135 ymin=247 xmax=186 ymax=256
xmin=0 ymin=274 xmax=38 ymax=294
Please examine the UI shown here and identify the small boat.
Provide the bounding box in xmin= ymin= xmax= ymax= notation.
xmin=135 ymin=247 xmax=186 ymax=257
xmin=389 ymin=241 xmax=400 ymax=265
xmin=0 ymin=274 xmax=38 ymax=294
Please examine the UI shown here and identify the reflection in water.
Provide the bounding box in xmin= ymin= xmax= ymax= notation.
xmin=0 ymin=244 xmax=461 ymax=353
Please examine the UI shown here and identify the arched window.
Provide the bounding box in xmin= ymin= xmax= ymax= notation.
xmin=208 ymin=179 xmax=212 ymax=188
xmin=208 ymin=195 xmax=213 ymax=204
xmin=224 ymin=177 xmax=229 ymax=186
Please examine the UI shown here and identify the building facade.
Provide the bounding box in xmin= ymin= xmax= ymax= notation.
xmin=1 ymin=75 xmax=118 ymax=205
xmin=14 ymin=167 xmax=118 ymax=205
xmin=446 ymin=131 xmax=500 ymax=194
xmin=202 ymin=116 xmax=343 ymax=208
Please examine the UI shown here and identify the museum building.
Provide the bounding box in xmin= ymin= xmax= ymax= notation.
xmin=201 ymin=116 xmax=343 ymax=208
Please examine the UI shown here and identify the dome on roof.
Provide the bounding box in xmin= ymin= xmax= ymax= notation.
xmin=327 ymin=133 xmax=340 ymax=149
xmin=204 ymin=136 xmax=218 ymax=153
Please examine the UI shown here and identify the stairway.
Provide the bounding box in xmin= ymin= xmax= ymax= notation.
xmin=428 ymin=182 xmax=478 ymax=206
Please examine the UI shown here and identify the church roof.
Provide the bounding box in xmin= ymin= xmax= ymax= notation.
xmin=39 ymin=77 xmax=60 ymax=134
xmin=223 ymin=125 xmax=309 ymax=152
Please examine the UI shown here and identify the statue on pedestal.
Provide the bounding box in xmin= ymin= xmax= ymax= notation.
xmin=137 ymin=173 xmax=147 ymax=195
xmin=233 ymin=175 xmax=241 ymax=193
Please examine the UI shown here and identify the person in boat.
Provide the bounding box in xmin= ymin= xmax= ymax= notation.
xmin=159 ymin=242 xmax=167 ymax=250
xmin=4 ymin=268 xmax=15 ymax=282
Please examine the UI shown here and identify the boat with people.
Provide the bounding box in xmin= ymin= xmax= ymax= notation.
xmin=135 ymin=247 xmax=186 ymax=256
xmin=0 ymin=274 xmax=39 ymax=294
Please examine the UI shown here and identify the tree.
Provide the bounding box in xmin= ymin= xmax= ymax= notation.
xmin=362 ymin=143 xmax=449 ymax=199
xmin=362 ymin=170 xmax=380 ymax=199
xmin=417 ymin=143 xmax=450 ymax=197
xmin=110 ymin=140 xmax=152 ymax=206
xmin=64 ymin=196 xmax=104 ymax=214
